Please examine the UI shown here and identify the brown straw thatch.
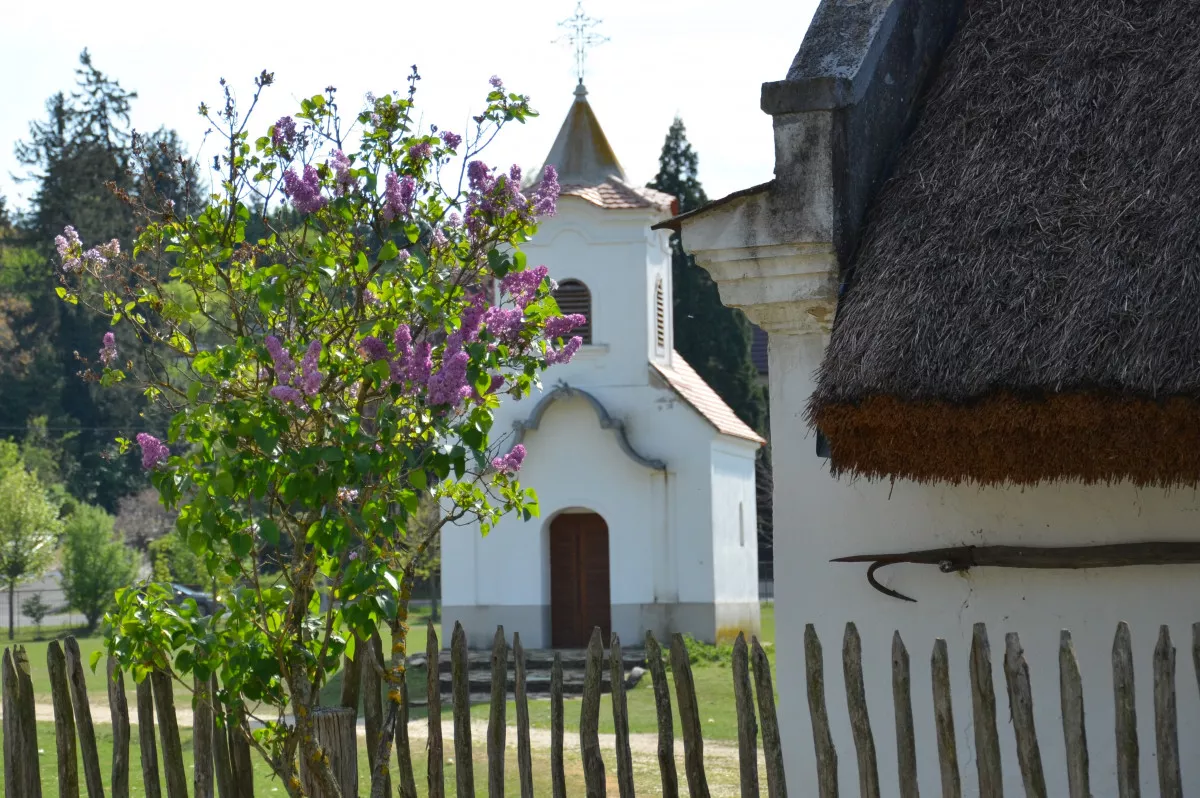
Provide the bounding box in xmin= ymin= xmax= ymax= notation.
xmin=811 ymin=0 xmax=1200 ymax=486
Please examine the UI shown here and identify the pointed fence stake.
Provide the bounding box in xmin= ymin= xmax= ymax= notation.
xmin=451 ymin=622 xmax=475 ymax=798
xmin=843 ymin=623 xmax=880 ymax=798
xmin=108 ymin=657 xmax=131 ymax=798
xmin=645 ymin=632 xmax=679 ymax=798
xmin=1059 ymin=631 xmax=1089 ymax=798
xmin=732 ymin=633 xmax=760 ymax=798
xmin=1113 ymin=622 xmax=1139 ymax=798
xmin=550 ymin=652 xmax=568 ymax=798
xmin=931 ymin=639 xmax=960 ymax=798
xmin=969 ymin=624 xmax=1003 ymax=798
xmin=487 ymin=627 xmax=508 ymax=798
xmin=425 ymin=621 xmax=445 ymax=798
xmin=1003 ymin=632 xmax=1047 ymax=798
xmin=891 ymin=632 xmax=917 ymax=798
xmin=610 ymin=633 xmax=636 ymax=798
xmin=1153 ymin=626 xmax=1182 ymax=798
xmin=65 ymin=637 xmax=105 ymax=798
xmin=580 ymin=628 xmax=607 ymax=798
xmin=514 ymin=633 xmax=535 ymax=798
xmin=671 ymin=632 xmax=711 ymax=798
xmin=751 ymin=636 xmax=787 ymax=798
xmin=48 ymin=642 xmax=80 ymax=798
xmin=804 ymin=625 xmax=838 ymax=798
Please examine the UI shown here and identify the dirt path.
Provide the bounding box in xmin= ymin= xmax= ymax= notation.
xmin=23 ymin=702 xmax=747 ymax=763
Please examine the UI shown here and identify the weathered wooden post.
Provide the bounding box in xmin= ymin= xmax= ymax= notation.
xmin=298 ymin=707 xmax=358 ymax=798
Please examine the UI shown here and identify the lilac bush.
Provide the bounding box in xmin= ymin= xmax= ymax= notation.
xmin=55 ymin=69 xmax=580 ymax=798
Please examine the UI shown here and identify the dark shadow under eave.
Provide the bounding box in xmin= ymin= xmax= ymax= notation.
xmin=811 ymin=391 xmax=1200 ymax=487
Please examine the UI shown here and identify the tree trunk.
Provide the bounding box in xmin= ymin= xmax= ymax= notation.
xmin=431 ymin=574 xmax=440 ymax=622
xmin=8 ymin=582 xmax=14 ymax=640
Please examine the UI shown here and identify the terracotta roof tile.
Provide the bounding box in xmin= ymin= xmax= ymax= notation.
xmin=559 ymin=180 xmax=675 ymax=211
xmin=652 ymin=352 xmax=766 ymax=445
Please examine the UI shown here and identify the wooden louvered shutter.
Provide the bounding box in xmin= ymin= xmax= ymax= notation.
xmin=552 ymin=280 xmax=592 ymax=344
xmin=654 ymin=277 xmax=666 ymax=353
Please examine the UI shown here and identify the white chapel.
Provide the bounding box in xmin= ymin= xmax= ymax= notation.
xmin=441 ymin=82 xmax=765 ymax=649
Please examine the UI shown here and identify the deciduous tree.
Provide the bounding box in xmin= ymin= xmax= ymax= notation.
xmin=0 ymin=462 xmax=60 ymax=639
xmin=60 ymin=503 xmax=138 ymax=633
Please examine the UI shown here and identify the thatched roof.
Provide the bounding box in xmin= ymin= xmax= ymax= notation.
xmin=811 ymin=0 xmax=1200 ymax=486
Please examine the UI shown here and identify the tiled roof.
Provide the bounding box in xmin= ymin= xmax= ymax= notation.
xmin=652 ymin=352 xmax=766 ymax=445
xmin=560 ymin=181 xmax=675 ymax=212
xmin=750 ymin=325 xmax=769 ymax=375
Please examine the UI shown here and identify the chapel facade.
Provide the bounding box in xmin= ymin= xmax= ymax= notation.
xmin=441 ymin=82 xmax=764 ymax=650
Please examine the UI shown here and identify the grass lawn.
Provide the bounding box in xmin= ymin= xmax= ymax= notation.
xmin=466 ymin=604 xmax=776 ymax=743
xmin=5 ymin=608 xmax=438 ymax=715
xmin=0 ymin=606 xmax=774 ymax=794
xmin=0 ymin=720 xmax=595 ymax=796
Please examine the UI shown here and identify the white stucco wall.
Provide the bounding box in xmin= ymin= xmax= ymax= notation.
xmin=521 ymin=198 xmax=674 ymax=389
xmin=770 ymin=333 xmax=1200 ymax=798
xmin=710 ymin=440 xmax=760 ymax=605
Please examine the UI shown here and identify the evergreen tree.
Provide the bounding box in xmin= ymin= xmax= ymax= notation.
xmin=647 ymin=118 xmax=765 ymax=432
xmin=648 ymin=119 xmax=774 ymax=571
xmin=4 ymin=51 xmax=197 ymax=509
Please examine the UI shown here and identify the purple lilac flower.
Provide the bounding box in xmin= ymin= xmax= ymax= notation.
xmin=500 ymin=266 xmax=549 ymax=309
xmin=532 ymin=164 xmax=560 ymax=217
xmin=272 ymin=116 xmax=297 ymax=146
xmin=467 ymin=161 xmax=495 ymax=193
xmin=330 ymin=149 xmax=355 ymax=195
xmin=269 ymin=385 xmax=304 ymax=403
xmin=383 ymin=172 xmax=416 ymax=221
xmin=507 ymin=165 xmax=525 ymax=202
xmin=427 ymin=350 xmax=471 ymax=406
xmin=440 ymin=130 xmax=462 ymax=149
xmin=282 ymin=165 xmax=327 ymax=214
xmin=545 ymin=314 xmax=587 ymax=339
xmin=489 ymin=75 xmax=503 ymax=89
xmin=491 ymin=444 xmax=526 ymax=474
xmin=484 ymin=307 xmax=524 ymax=342
xmin=459 ymin=295 xmax=489 ymax=343
xmin=337 ymin=487 xmax=360 ymax=503
xmin=363 ymin=289 xmax=381 ymax=306
xmin=408 ymin=342 xmax=433 ymax=386
xmin=136 ymin=433 xmax=169 ymax=470
xmin=431 ymin=228 xmax=448 ymax=248
xmin=546 ymin=335 xmax=583 ymax=365
xmin=264 ymin=336 xmax=295 ymax=383
xmin=408 ymin=142 xmax=432 ymax=161
xmin=358 ymin=336 xmax=389 ymax=362
xmin=298 ymin=340 xmax=322 ymax=395
xmin=446 ymin=212 xmax=462 ymax=228
xmin=99 ymin=332 xmax=118 ymax=367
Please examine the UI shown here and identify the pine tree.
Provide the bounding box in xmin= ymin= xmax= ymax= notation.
xmin=648 ymin=118 xmax=773 ymax=573
xmin=648 ymin=118 xmax=766 ymax=432
xmin=5 ymin=51 xmax=200 ymax=509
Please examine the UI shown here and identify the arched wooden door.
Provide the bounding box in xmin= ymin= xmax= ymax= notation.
xmin=549 ymin=512 xmax=611 ymax=648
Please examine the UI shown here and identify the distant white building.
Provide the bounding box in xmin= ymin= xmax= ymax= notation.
xmin=441 ymin=82 xmax=764 ymax=650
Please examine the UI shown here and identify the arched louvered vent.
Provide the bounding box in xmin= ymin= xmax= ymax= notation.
xmin=654 ymin=277 xmax=666 ymax=354
xmin=553 ymin=279 xmax=592 ymax=345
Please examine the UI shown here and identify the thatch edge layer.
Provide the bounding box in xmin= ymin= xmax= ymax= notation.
xmin=813 ymin=392 xmax=1200 ymax=487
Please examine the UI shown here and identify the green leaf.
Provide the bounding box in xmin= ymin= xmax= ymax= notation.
xmin=89 ymin=650 xmax=103 ymax=671
xmin=259 ymin=519 xmax=280 ymax=546
xmin=379 ymin=241 xmax=399 ymax=262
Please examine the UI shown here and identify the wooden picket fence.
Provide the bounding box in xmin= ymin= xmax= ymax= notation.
xmin=803 ymin=620 xmax=1193 ymax=798
xmin=0 ymin=621 xmax=786 ymax=797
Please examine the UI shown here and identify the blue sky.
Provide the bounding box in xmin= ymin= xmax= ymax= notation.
xmin=1 ymin=0 xmax=820 ymax=212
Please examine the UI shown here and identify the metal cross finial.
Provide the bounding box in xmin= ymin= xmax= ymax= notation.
xmin=555 ymin=1 xmax=608 ymax=85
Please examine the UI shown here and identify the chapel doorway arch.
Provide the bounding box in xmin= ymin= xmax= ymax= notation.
xmin=549 ymin=511 xmax=611 ymax=648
